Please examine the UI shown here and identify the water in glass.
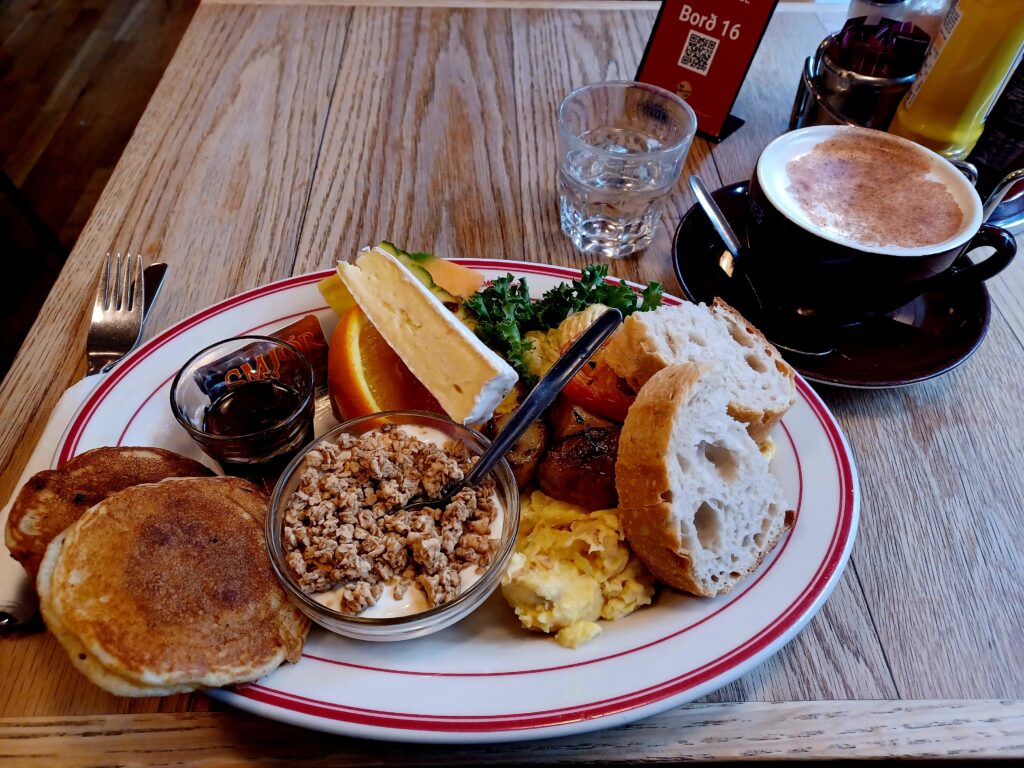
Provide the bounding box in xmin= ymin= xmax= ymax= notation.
xmin=557 ymin=83 xmax=696 ymax=260
xmin=559 ymin=126 xmax=677 ymax=259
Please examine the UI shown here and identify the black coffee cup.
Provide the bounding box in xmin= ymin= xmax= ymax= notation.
xmin=746 ymin=126 xmax=1016 ymax=325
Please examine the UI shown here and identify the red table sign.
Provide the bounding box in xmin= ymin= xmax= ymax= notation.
xmin=637 ymin=0 xmax=780 ymax=139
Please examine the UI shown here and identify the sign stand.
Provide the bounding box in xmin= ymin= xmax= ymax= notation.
xmin=636 ymin=1 xmax=780 ymax=141
xmin=707 ymin=114 xmax=746 ymax=143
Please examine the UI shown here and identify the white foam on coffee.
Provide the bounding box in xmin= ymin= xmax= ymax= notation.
xmin=757 ymin=126 xmax=982 ymax=257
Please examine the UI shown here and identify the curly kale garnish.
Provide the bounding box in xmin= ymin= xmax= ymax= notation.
xmin=464 ymin=264 xmax=663 ymax=380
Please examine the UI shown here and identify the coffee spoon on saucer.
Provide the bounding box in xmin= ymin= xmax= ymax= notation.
xmin=687 ymin=175 xmax=835 ymax=359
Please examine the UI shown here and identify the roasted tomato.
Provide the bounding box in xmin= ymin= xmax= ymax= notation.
xmin=560 ymin=348 xmax=635 ymax=424
xmin=547 ymin=396 xmax=616 ymax=440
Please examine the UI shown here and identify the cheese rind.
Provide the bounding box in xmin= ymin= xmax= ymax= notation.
xmin=337 ymin=247 xmax=518 ymax=425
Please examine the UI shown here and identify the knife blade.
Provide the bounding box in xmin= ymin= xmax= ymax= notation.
xmin=142 ymin=263 xmax=168 ymax=324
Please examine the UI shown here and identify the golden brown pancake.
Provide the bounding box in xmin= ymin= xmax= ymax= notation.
xmin=6 ymin=446 xmax=212 ymax=576
xmin=37 ymin=476 xmax=308 ymax=695
xmin=37 ymin=543 xmax=192 ymax=697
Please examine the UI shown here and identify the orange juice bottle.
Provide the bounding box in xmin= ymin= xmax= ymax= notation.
xmin=889 ymin=0 xmax=1024 ymax=159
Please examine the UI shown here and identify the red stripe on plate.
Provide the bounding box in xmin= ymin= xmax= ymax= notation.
xmin=60 ymin=263 xmax=669 ymax=463
xmin=296 ymin=420 xmax=804 ymax=678
xmin=114 ymin=307 xmax=329 ymax=448
xmin=59 ymin=271 xmax=335 ymax=464
xmin=230 ymin=394 xmax=851 ymax=731
xmin=54 ymin=262 xmax=855 ymax=735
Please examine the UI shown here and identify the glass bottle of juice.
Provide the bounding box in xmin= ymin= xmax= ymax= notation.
xmin=889 ymin=0 xmax=1024 ymax=159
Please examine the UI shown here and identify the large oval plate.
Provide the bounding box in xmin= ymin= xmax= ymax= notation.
xmin=54 ymin=260 xmax=859 ymax=743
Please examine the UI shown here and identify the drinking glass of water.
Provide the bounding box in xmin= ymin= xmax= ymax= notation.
xmin=558 ymin=81 xmax=697 ymax=259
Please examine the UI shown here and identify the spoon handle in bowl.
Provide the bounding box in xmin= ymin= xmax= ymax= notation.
xmin=464 ymin=307 xmax=623 ymax=486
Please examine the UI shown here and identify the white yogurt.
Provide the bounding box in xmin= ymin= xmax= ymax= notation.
xmin=312 ymin=424 xmax=503 ymax=619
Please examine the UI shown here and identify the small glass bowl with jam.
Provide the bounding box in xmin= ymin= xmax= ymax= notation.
xmin=170 ymin=335 xmax=315 ymax=478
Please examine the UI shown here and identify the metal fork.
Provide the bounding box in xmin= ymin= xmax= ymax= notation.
xmin=86 ymin=252 xmax=145 ymax=375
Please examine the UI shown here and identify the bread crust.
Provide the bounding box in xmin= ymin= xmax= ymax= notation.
xmin=603 ymin=312 xmax=674 ymax=393
xmin=616 ymin=502 xmax=709 ymax=596
xmin=604 ymin=299 xmax=796 ymax=446
xmin=710 ymin=299 xmax=796 ymax=445
xmin=615 ymin=364 xmax=793 ymax=597
xmin=615 ymin=364 xmax=712 ymax=594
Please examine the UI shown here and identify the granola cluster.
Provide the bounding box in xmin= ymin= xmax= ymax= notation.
xmin=282 ymin=425 xmax=498 ymax=614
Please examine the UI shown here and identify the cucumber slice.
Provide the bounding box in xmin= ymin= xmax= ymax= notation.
xmin=396 ymin=255 xmax=436 ymax=289
xmin=378 ymin=241 xmax=402 ymax=259
xmin=379 ymin=241 xmax=463 ymax=309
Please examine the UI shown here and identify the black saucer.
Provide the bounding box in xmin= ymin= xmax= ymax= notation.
xmin=672 ymin=181 xmax=991 ymax=389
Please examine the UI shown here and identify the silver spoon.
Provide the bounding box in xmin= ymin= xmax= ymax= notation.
xmin=400 ymin=307 xmax=623 ymax=515
xmin=688 ymin=174 xmax=834 ymax=358
xmin=690 ymin=174 xmax=743 ymax=260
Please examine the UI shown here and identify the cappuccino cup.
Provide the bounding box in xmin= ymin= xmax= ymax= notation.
xmin=747 ymin=125 xmax=1016 ymax=325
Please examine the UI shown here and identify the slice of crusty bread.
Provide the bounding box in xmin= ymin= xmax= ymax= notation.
xmin=615 ymin=363 xmax=794 ymax=597
xmin=603 ymin=299 xmax=796 ymax=445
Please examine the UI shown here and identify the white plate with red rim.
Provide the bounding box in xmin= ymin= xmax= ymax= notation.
xmin=53 ymin=259 xmax=859 ymax=743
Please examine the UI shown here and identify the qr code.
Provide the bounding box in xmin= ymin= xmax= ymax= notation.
xmin=678 ymin=29 xmax=719 ymax=75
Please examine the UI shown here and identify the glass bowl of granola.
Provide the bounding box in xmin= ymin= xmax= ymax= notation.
xmin=265 ymin=410 xmax=520 ymax=641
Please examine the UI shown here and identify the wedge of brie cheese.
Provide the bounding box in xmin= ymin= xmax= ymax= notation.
xmin=337 ymin=247 xmax=518 ymax=425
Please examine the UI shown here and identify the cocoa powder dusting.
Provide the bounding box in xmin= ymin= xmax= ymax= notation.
xmin=785 ymin=133 xmax=964 ymax=248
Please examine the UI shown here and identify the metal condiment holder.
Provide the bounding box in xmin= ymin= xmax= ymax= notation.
xmin=789 ymin=35 xmax=918 ymax=131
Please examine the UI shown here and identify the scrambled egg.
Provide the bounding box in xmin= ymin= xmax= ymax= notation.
xmin=522 ymin=304 xmax=609 ymax=379
xmin=500 ymin=491 xmax=655 ymax=648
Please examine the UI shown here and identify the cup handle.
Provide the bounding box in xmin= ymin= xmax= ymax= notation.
xmin=950 ymin=159 xmax=979 ymax=186
xmin=932 ymin=224 xmax=1017 ymax=289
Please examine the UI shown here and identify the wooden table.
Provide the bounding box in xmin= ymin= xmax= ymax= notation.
xmin=2 ymin=1 xmax=1023 ymax=763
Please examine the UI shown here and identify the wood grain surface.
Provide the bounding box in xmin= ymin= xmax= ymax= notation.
xmin=3 ymin=701 xmax=1023 ymax=765
xmin=1 ymin=0 xmax=1022 ymax=763
xmin=0 ymin=0 xmax=199 ymax=246
xmin=294 ymin=5 xmax=524 ymax=270
xmin=0 ymin=0 xmax=200 ymax=377
xmin=205 ymin=0 xmax=666 ymax=8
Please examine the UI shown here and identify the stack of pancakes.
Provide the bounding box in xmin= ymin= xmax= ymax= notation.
xmin=7 ymin=448 xmax=309 ymax=696
xmin=6 ymin=447 xmax=213 ymax=576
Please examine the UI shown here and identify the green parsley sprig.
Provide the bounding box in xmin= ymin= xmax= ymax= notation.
xmin=464 ymin=264 xmax=663 ymax=382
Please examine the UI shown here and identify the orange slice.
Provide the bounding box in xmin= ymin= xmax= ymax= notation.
xmin=327 ymin=306 xmax=443 ymax=421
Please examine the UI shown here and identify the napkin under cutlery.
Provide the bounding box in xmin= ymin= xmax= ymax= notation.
xmin=0 ymin=263 xmax=167 ymax=629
